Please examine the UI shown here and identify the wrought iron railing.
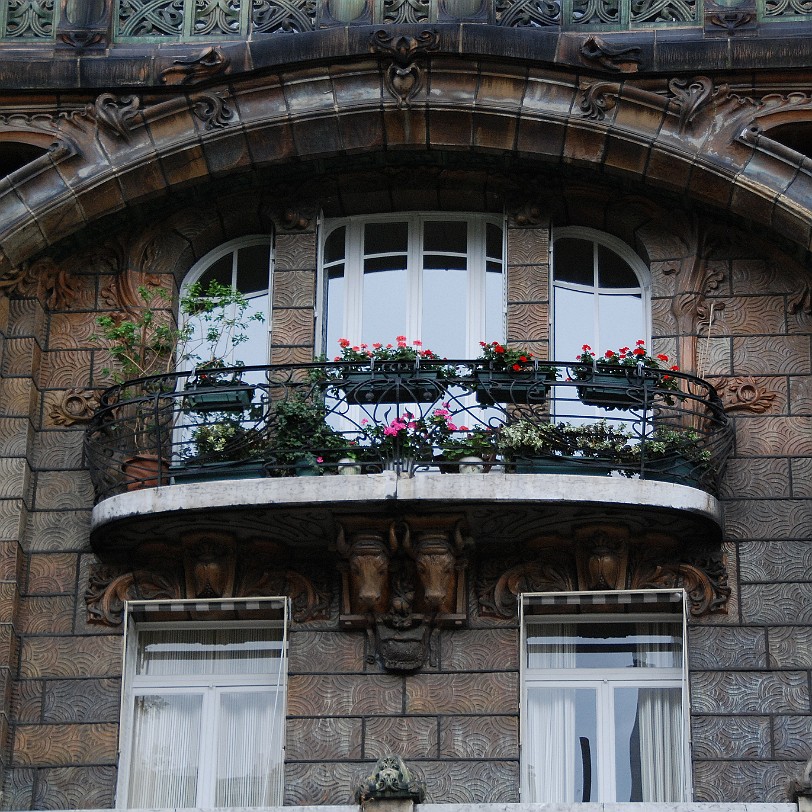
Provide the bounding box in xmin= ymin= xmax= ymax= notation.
xmin=84 ymin=359 xmax=733 ymax=501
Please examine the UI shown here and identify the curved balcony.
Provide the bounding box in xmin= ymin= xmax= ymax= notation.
xmin=85 ymin=359 xmax=731 ymax=554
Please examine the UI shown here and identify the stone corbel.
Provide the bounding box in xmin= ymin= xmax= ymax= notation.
xmin=369 ymin=30 xmax=440 ymax=109
xmin=56 ymin=0 xmax=110 ymax=49
xmin=334 ymin=515 xmax=469 ymax=671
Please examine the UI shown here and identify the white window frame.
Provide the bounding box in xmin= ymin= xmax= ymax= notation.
xmin=550 ymin=226 xmax=651 ymax=362
xmin=116 ymin=597 xmax=288 ymax=810
xmin=519 ymin=589 xmax=691 ymax=804
xmin=316 ymin=212 xmax=506 ymax=357
xmin=180 ymin=235 xmax=274 ymax=367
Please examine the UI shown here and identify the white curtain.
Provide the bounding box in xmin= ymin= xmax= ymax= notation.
xmin=127 ymin=693 xmax=202 ymax=808
xmin=635 ymin=622 xmax=683 ymax=801
xmin=525 ymin=623 xmax=578 ymax=802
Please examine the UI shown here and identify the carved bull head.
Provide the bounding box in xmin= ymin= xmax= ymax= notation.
xmin=403 ymin=522 xmax=464 ymax=615
xmin=336 ymin=523 xmax=397 ymax=616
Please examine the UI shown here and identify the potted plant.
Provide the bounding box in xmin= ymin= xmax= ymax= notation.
xmin=630 ymin=426 xmax=713 ymax=487
xmin=180 ymin=280 xmax=265 ymax=412
xmin=572 ymin=341 xmax=680 ymax=409
xmin=440 ymin=426 xmax=497 ymax=473
xmin=175 ymin=415 xmax=268 ymax=482
xmin=361 ymin=405 xmax=457 ymax=472
xmin=269 ymin=395 xmax=346 ymax=476
xmin=497 ymin=419 xmax=635 ymax=475
xmin=474 ymin=341 xmax=557 ymax=405
xmin=328 ymin=336 xmax=448 ymax=404
xmin=93 ymin=285 xmax=189 ymax=489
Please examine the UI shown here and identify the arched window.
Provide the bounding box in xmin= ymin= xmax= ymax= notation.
xmin=180 ymin=236 xmax=273 ymax=368
xmin=319 ymin=214 xmax=505 ymax=357
xmin=552 ymin=228 xmax=649 ymax=363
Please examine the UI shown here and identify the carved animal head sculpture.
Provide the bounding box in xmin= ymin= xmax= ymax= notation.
xmin=403 ymin=523 xmax=464 ymax=615
xmin=336 ymin=524 xmax=397 ymax=616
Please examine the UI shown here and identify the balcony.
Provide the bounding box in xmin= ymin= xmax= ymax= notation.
xmin=85 ymin=359 xmax=731 ymax=550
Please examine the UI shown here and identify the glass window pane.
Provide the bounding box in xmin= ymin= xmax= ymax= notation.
xmin=216 ymin=690 xmax=284 ymax=807
xmin=363 ymin=267 xmax=407 ymax=342
xmin=199 ymin=254 xmax=233 ymax=288
xmin=239 ymin=293 xmax=269 ymax=369
xmin=614 ymin=686 xmax=683 ymax=802
xmin=554 ymin=286 xmax=595 ymax=361
xmin=364 ymin=221 xmax=407 ymax=255
xmin=237 ymin=244 xmax=271 ymax=294
xmin=324 ymin=227 xmax=345 ymax=265
xmin=526 ymin=621 xmax=682 ymax=669
xmin=128 ymin=693 xmax=203 ymax=808
xmin=597 ymin=293 xmax=644 ymax=350
xmin=137 ymin=627 xmax=283 ymax=677
xmin=424 ymin=254 xmax=467 ymax=270
xmin=422 ymin=265 xmax=467 ymax=357
xmin=599 ymin=245 xmax=640 ymax=289
xmin=524 ymin=687 xmax=597 ymax=803
xmin=485 ymin=264 xmax=504 ymax=344
xmin=326 ymin=270 xmax=345 ymax=354
xmin=424 ymin=220 xmax=467 ymax=254
xmin=364 ymin=255 xmax=408 ymax=274
xmin=554 ymin=238 xmax=594 ymax=286
xmin=486 ymin=222 xmax=503 ymax=260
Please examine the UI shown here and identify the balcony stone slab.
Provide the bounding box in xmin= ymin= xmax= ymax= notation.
xmin=90 ymin=471 xmax=722 ymax=556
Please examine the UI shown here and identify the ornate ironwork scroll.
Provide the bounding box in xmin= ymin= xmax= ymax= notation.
xmin=3 ymin=0 xmax=56 ymax=39
xmin=496 ymin=0 xmax=560 ymax=26
xmin=117 ymin=0 xmax=186 ymax=37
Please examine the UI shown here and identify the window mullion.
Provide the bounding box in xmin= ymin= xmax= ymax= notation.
xmin=467 ymin=218 xmax=483 ymax=356
xmin=347 ymin=221 xmax=363 ymax=342
xmin=196 ymin=686 xmax=219 ymax=806
xmin=410 ymin=215 xmax=423 ymax=341
xmin=599 ymin=681 xmax=616 ymax=802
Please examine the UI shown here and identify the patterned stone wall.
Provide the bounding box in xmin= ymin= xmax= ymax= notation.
xmin=0 ymin=185 xmax=811 ymax=808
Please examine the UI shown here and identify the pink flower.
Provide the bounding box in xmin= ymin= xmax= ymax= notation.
xmin=413 ymin=340 xmax=422 ymax=346
xmin=396 ymin=335 xmax=406 ymax=342
xmin=339 ymin=338 xmax=350 ymax=348
xmin=360 ymin=343 xmax=368 ymax=349
xmin=447 ymin=422 xmax=458 ymax=431
xmin=373 ymin=343 xmax=382 ymax=349
xmin=361 ymin=418 xmax=369 ymax=425
xmin=459 ymin=425 xmax=469 ymax=431
xmin=384 ymin=426 xmax=399 ymax=436
xmin=316 ymin=457 xmax=324 ymax=463
xmin=582 ymin=344 xmax=592 ymax=351
xmin=636 ymin=339 xmax=645 ymax=346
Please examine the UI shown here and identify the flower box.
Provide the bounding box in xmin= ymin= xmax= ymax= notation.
xmin=643 ymin=456 xmax=708 ymax=488
xmin=513 ymin=456 xmax=610 ymax=476
xmin=338 ymin=369 xmax=441 ymax=405
xmin=474 ymin=371 xmax=552 ymax=405
xmin=171 ymin=460 xmax=267 ymax=483
xmin=576 ymin=371 xmax=655 ymax=410
xmin=184 ymin=382 xmax=255 ymax=412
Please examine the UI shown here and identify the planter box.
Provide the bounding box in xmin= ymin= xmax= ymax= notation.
xmin=576 ymin=371 xmax=655 ymax=410
xmin=337 ymin=370 xmax=441 ymax=405
xmin=644 ymin=456 xmax=707 ymax=488
xmin=514 ymin=456 xmax=611 ymax=476
xmin=184 ymin=383 xmax=255 ymax=412
xmin=171 ymin=460 xmax=266 ymax=483
xmin=475 ymin=371 xmax=551 ymax=405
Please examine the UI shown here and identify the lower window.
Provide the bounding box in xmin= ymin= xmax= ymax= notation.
xmin=521 ymin=590 xmax=689 ymax=803
xmin=117 ymin=599 xmax=287 ymax=809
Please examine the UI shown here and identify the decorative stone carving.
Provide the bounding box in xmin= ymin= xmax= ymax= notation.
xmin=789 ymin=754 xmax=812 ymax=812
xmin=281 ymin=208 xmax=313 ymax=230
xmin=789 ymin=282 xmax=812 ymax=316
xmin=0 ymin=257 xmax=77 ymax=310
xmin=86 ymin=93 xmax=141 ymax=141
xmin=369 ymin=30 xmax=439 ymax=108
xmin=579 ymin=81 xmax=618 ymax=121
xmin=708 ymin=376 xmax=777 ymax=414
xmin=707 ymin=8 xmax=754 ymax=31
xmin=335 ymin=515 xmax=469 ymax=671
xmin=86 ymin=534 xmax=329 ymax=625
xmin=190 ymin=91 xmax=234 ymax=130
xmin=580 ymin=35 xmax=642 ymax=73
xmin=161 ymin=46 xmax=231 ymax=85
xmin=57 ymin=0 xmax=109 ymax=48
xmin=48 ymin=388 xmax=101 ymax=426
xmin=667 ymin=76 xmax=717 ymax=133
xmin=357 ymin=755 xmax=426 ymax=803
xmin=480 ymin=524 xmax=730 ymax=618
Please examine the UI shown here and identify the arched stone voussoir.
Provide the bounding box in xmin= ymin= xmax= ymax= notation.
xmin=0 ymin=61 xmax=810 ymax=270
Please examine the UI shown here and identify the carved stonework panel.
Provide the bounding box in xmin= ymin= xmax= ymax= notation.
xmin=357 ymin=755 xmax=426 ymax=803
xmin=86 ymin=533 xmax=329 ymax=626
xmin=369 ymin=30 xmax=440 ymax=108
xmin=0 ymin=257 xmax=78 ymax=310
xmin=334 ymin=515 xmax=469 ymax=671
xmin=479 ymin=523 xmax=730 ymax=618
xmin=161 ymin=46 xmax=231 ymax=85
xmin=708 ymin=375 xmax=778 ymax=414
xmin=48 ymin=388 xmax=101 ymax=426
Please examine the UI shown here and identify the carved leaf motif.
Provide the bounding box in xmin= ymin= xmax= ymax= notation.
xmin=0 ymin=257 xmax=77 ymax=310
xmin=49 ymin=388 xmax=101 ymax=426
xmin=667 ymin=76 xmax=728 ymax=134
xmin=707 ymin=376 xmax=778 ymax=414
xmin=85 ymin=565 xmax=180 ymax=626
xmin=482 ymin=560 xmax=573 ymax=617
xmin=579 ymin=82 xmax=619 ymax=121
xmin=191 ymin=92 xmax=234 ymax=130
xmin=788 ymin=282 xmax=812 ymax=316
xmin=87 ymin=93 xmax=141 ymax=141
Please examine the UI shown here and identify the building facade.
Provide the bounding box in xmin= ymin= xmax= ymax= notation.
xmin=0 ymin=0 xmax=812 ymax=809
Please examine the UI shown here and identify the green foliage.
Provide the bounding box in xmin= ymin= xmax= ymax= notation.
xmin=442 ymin=427 xmax=496 ymax=461
xmin=272 ymin=396 xmax=345 ymax=466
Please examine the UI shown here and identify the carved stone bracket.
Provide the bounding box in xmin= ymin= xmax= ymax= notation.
xmin=161 ymin=46 xmax=231 ymax=86
xmin=479 ymin=523 xmax=730 ymax=618
xmin=86 ymin=93 xmax=141 ymax=141
xmin=56 ymin=0 xmax=110 ymax=48
xmin=49 ymin=388 xmax=101 ymax=426
xmin=334 ymin=515 xmax=469 ymax=671
xmin=190 ymin=91 xmax=234 ymax=131
xmin=357 ymin=755 xmax=426 ymax=803
xmin=708 ymin=375 xmax=777 ymax=414
xmin=369 ymin=30 xmax=440 ymax=108
xmin=580 ymin=35 xmax=642 ymax=73
xmin=86 ymin=533 xmax=329 ymax=626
